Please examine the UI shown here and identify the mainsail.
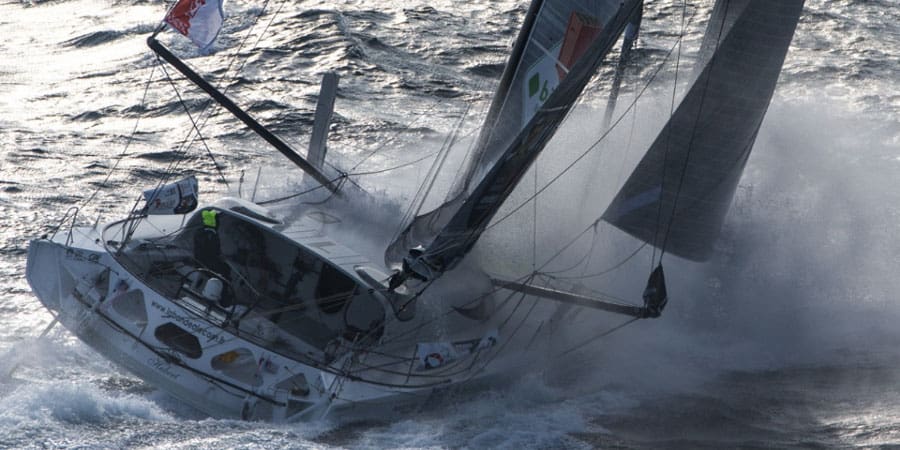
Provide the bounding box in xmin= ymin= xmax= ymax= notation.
xmin=601 ymin=0 xmax=805 ymax=261
xmin=388 ymin=0 xmax=643 ymax=278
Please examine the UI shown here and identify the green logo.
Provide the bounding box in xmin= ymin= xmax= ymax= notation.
xmin=528 ymin=73 xmax=550 ymax=101
xmin=529 ymin=73 xmax=541 ymax=98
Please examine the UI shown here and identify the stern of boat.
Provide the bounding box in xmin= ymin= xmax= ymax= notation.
xmin=26 ymin=228 xmax=109 ymax=315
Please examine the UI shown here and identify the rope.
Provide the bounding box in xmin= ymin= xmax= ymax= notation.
xmin=158 ymin=58 xmax=229 ymax=186
xmin=255 ymin=174 xmax=346 ymax=205
xmin=394 ymin=104 xmax=472 ymax=240
xmin=346 ymin=149 xmax=440 ymax=177
xmin=648 ymin=0 xmax=688 ymax=268
xmin=558 ymin=317 xmax=639 ymax=358
xmin=80 ymin=65 xmax=158 ymax=211
xmin=546 ymin=242 xmax=648 ymax=281
xmin=167 ymin=0 xmax=278 ymax=167
xmin=347 ymin=99 xmax=448 ymax=173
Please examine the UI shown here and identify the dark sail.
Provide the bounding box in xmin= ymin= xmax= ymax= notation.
xmin=601 ymin=0 xmax=805 ymax=261
xmin=391 ymin=0 xmax=643 ymax=277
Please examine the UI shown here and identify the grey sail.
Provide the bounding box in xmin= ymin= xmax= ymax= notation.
xmin=386 ymin=0 xmax=633 ymax=267
xmin=601 ymin=0 xmax=805 ymax=261
xmin=391 ymin=0 xmax=643 ymax=278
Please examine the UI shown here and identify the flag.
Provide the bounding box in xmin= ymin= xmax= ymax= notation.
xmin=164 ymin=0 xmax=225 ymax=50
xmin=143 ymin=175 xmax=199 ymax=215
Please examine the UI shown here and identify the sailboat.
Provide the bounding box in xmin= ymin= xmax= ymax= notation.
xmin=25 ymin=0 xmax=805 ymax=421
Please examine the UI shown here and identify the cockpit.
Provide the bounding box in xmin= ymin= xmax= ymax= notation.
xmin=108 ymin=205 xmax=388 ymax=362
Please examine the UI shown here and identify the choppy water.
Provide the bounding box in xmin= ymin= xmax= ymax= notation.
xmin=1 ymin=0 xmax=899 ymax=448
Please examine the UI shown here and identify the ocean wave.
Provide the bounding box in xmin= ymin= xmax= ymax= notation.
xmin=63 ymin=30 xmax=125 ymax=49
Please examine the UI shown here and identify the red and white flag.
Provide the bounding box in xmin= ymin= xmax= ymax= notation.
xmin=164 ymin=0 xmax=225 ymax=49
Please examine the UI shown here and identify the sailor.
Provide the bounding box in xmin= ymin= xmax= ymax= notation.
xmin=193 ymin=209 xmax=231 ymax=280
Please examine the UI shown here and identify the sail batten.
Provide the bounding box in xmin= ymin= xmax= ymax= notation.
xmin=601 ymin=0 xmax=805 ymax=261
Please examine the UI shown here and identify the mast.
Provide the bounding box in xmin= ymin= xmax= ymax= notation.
xmin=147 ymin=36 xmax=340 ymax=194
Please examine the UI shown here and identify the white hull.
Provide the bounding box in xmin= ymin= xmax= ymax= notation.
xmin=25 ymin=202 xmax=514 ymax=422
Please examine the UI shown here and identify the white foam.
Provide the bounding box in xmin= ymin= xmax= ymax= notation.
xmin=0 ymin=380 xmax=170 ymax=426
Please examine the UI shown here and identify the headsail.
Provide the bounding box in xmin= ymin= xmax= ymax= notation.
xmin=601 ymin=0 xmax=805 ymax=261
xmin=388 ymin=0 xmax=643 ymax=280
xmin=388 ymin=0 xmax=626 ymax=267
xmin=462 ymin=0 xmax=623 ymax=196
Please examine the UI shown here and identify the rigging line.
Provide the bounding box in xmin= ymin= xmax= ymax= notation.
xmin=435 ymin=77 xmax=494 ymax=206
xmin=651 ymin=0 xmax=690 ymax=268
xmin=526 ymin=216 xmax=603 ymax=282
xmin=344 ymin=7 xmax=485 ymax=177
xmin=345 ymin=357 xmax=419 ymax=377
xmin=169 ymin=0 xmax=278 ymax=159
xmin=345 ymin=357 xmax=470 ymax=385
xmin=385 ymin=118 xmax=470 ymax=246
xmin=531 ymin=272 xmax=638 ymax=306
xmin=245 ymin=174 xmax=326 ymax=204
xmin=537 ymin=222 xmax=601 ymax=276
xmin=352 ymin=337 xmax=500 ymax=381
xmin=660 ymin=0 xmax=730 ymax=257
xmin=382 ymin=282 xmax=524 ymax=350
xmin=158 ymin=58 xmax=230 ymax=187
xmin=376 ymin=272 xmax=533 ymax=347
xmin=465 ymin=293 xmax=540 ymax=382
xmin=253 ymin=175 xmax=346 ymax=205
xmin=346 ymin=332 xmax=499 ymax=380
xmin=480 ymin=34 xmax=683 ymax=239
xmin=446 ymin=80 xmax=492 ymax=191
xmin=347 ymin=98 xmax=448 ymax=173
xmin=148 ymin=71 xmax=214 ymax=188
xmin=338 ymin=344 xmax=416 ymax=363
xmin=395 ymin=279 xmax=435 ymax=320
xmin=558 ymin=317 xmax=639 ymax=358
xmin=403 ymin=103 xmax=472 ymax=230
xmin=347 ymin=149 xmax=441 ymax=177
xmin=121 ymin=67 xmax=197 ymax=233
xmin=498 ymin=274 xmax=537 ymax=330
xmin=80 ymin=65 xmax=158 ymax=210
xmin=546 ymin=241 xmax=648 ymax=281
